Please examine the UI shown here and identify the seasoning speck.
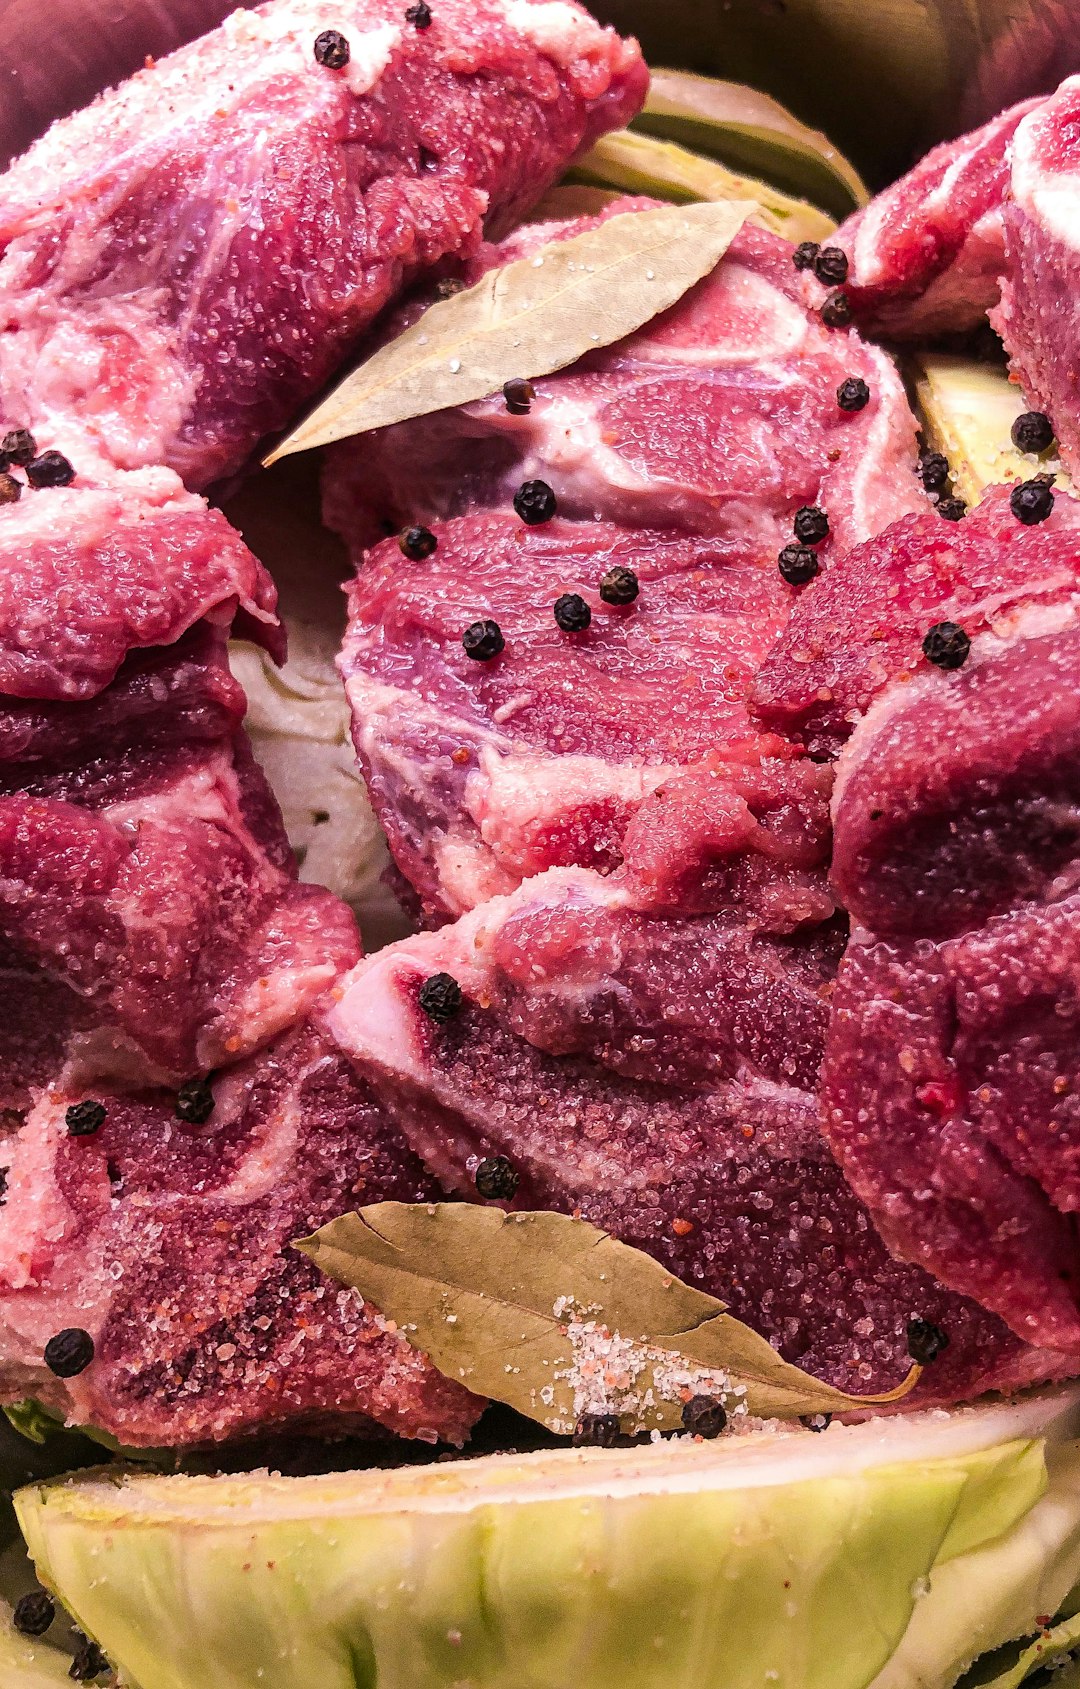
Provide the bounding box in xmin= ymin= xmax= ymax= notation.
xmin=175 ymin=1077 xmax=215 ymax=1126
xmin=1011 ymin=410 xmax=1055 ymax=455
xmin=599 ymin=565 xmax=639 ymax=606
xmin=0 ymin=471 xmax=21 ymax=505
xmin=26 ymin=450 xmax=74 ymax=488
xmin=682 ymin=1394 xmax=727 ymax=1438
xmin=922 ymin=621 xmax=970 ymax=670
xmin=405 ymin=0 xmax=432 ymax=25
xmin=69 ymin=1635 xmax=110 ymax=1683
xmin=935 ymin=496 xmax=967 ymax=521
xmin=44 ymin=1327 xmax=95 ymax=1378
xmin=820 ymin=290 xmax=851 ymax=328
xmin=778 ymin=544 xmax=820 ymax=587
xmin=572 ymin=1411 xmax=621 ymax=1447
xmin=313 ymin=28 xmax=350 ymax=66
xmin=418 ymin=972 xmax=463 ymax=1023
xmin=513 ymin=479 xmax=557 ymax=525
xmin=66 ymin=1099 xmax=106 ymax=1137
xmin=906 ymin=1318 xmax=950 ymax=1365
xmin=793 ymin=505 xmax=829 ymax=546
xmin=13 ymin=1591 xmax=55 ymax=1637
xmin=836 ymin=377 xmax=870 ymax=412
xmin=462 ymin=619 xmax=505 ymax=661
xmin=475 ymin=1155 xmax=519 ymax=1200
xmin=813 ymin=246 xmax=849 ymax=286
xmin=0 ymin=1166 xmax=7 ymax=1206
xmin=553 ymin=592 xmax=590 ymax=633
xmin=1010 ymin=475 xmax=1054 ymax=525
xmin=800 ymin=1412 xmax=832 ymax=1432
xmin=1 ymin=428 xmax=35 ymax=466
xmin=918 ymin=451 xmax=950 ymax=492
xmin=792 ymin=241 xmax=820 ymax=272
xmin=503 ymin=377 xmax=535 ymax=415
xmin=399 ymin=524 xmax=438 ymax=560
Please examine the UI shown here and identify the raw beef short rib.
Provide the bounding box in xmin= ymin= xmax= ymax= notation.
xmin=0 ymin=0 xmax=646 ymax=490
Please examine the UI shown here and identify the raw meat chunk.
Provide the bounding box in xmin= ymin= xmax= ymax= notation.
xmin=832 ymin=99 xmax=1040 ymax=340
xmin=0 ymin=0 xmax=646 ymax=489
xmin=325 ymin=866 xmax=1069 ymax=1407
xmin=0 ymin=1022 xmax=480 ymax=1446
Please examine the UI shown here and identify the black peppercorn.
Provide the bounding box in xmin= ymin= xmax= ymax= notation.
xmin=462 ymin=619 xmax=505 ymax=661
xmin=836 ymin=377 xmax=870 ymax=412
xmin=0 ymin=471 xmax=20 ymax=504
xmin=778 ymin=543 xmax=820 ymax=587
xmin=502 ymin=377 xmax=535 ymax=414
xmin=813 ymin=245 xmax=849 ymax=286
xmin=599 ymin=565 xmax=639 ymax=606
xmin=572 ymin=1411 xmax=621 ymax=1447
xmin=0 ymin=1166 xmax=7 ymax=1206
xmin=906 ymin=1317 xmax=950 ymax=1365
xmin=513 ymin=479 xmax=557 ymax=525
xmin=175 ymin=1077 xmax=215 ymax=1125
xmin=1010 ymin=475 xmax=1055 ymax=525
xmin=682 ymin=1394 xmax=727 ymax=1438
xmin=793 ymin=504 xmax=829 ymax=546
xmin=820 ymin=290 xmax=851 ymax=328
xmin=399 ymin=524 xmax=438 ymax=560
xmin=13 ymin=1591 xmax=55 ymax=1637
xmin=474 ymin=1155 xmax=519 ymax=1200
xmin=313 ymin=28 xmax=350 ymax=66
xmin=918 ymin=451 xmax=950 ymax=492
xmin=922 ymin=621 xmax=970 ymax=671
xmin=1 ymin=428 xmax=35 ymax=466
xmin=1011 ymin=410 xmax=1055 ymax=455
xmin=800 ymin=1412 xmax=832 ymax=1433
xmin=69 ymin=1636 xmax=110 ymax=1682
xmin=553 ymin=592 xmax=591 ymax=632
xmin=792 ymin=241 xmax=820 ymax=272
xmin=936 ymin=496 xmax=967 ymax=521
xmin=26 ymin=451 xmax=74 ymax=489
xmin=65 ymin=1100 xmax=106 ymax=1137
xmin=405 ymin=0 xmax=432 ymax=24
xmin=418 ymin=972 xmax=463 ymax=1023
xmin=44 ymin=1328 xmax=95 ymax=1378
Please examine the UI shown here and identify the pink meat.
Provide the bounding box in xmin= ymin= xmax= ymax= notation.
xmin=327 ymin=214 xmax=923 ymax=552
xmin=994 ymin=77 xmax=1080 ymax=480
xmin=325 ymin=866 xmax=1069 ymax=1407
xmin=341 ymin=510 xmax=834 ymax=923
xmin=0 ymin=0 xmax=646 ymax=490
xmin=0 ymin=1021 xmax=481 ymax=1446
xmin=832 ymin=98 xmax=1040 ymax=340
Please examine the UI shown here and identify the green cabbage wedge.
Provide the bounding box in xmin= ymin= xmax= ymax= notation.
xmin=16 ymin=1388 xmax=1080 ymax=1689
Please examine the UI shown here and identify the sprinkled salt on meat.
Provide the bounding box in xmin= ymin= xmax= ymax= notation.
xmin=325 ymin=866 xmax=1068 ymax=1406
xmin=0 ymin=0 xmax=645 ymax=490
xmin=832 ymin=99 xmax=1040 ymax=340
xmin=340 ymin=510 xmax=834 ymax=922
xmin=0 ymin=1021 xmax=480 ymax=1446
xmin=326 ymin=213 xmax=923 ymax=553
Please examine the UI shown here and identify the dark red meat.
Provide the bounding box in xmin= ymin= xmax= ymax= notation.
xmin=325 ymin=867 xmax=1069 ymax=1406
xmin=0 ymin=1021 xmax=481 ymax=1446
xmin=832 ymin=98 xmax=1040 ymax=340
xmin=0 ymin=0 xmax=646 ymax=490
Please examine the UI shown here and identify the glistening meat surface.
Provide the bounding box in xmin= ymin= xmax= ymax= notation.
xmin=325 ymin=867 xmax=1069 ymax=1408
xmin=0 ymin=0 xmax=646 ymax=490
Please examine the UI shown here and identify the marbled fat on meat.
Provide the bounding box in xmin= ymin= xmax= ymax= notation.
xmin=0 ymin=0 xmax=646 ymax=490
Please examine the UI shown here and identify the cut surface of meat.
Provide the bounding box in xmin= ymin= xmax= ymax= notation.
xmin=752 ymin=485 xmax=1080 ymax=759
xmin=341 ymin=510 xmax=834 ymax=922
xmin=0 ymin=0 xmax=645 ymax=490
xmin=994 ymin=77 xmax=1080 ymax=481
xmin=326 ymin=215 xmax=923 ymax=554
xmin=0 ymin=1021 xmax=480 ymax=1447
xmin=804 ymin=492 xmax=1080 ymax=1352
xmin=325 ymin=866 xmax=1069 ymax=1408
xmin=832 ymin=98 xmax=1040 ymax=341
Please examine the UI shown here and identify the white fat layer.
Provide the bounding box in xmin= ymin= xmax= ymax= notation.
xmin=504 ymin=0 xmax=607 ymax=64
xmin=39 ymin=1385 xmax=1080 ymax=1520
xmin=1011 ymin=80 xmax=1080 ymax=252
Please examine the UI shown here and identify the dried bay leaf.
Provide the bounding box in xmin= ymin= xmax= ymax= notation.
xmin=569 ymin=129 xmax=835 ymax=244
xmin=265 ymin=199 xmax=753 ymax=462
xmin=297 ymin=1204 xmax=921 ymax=1437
